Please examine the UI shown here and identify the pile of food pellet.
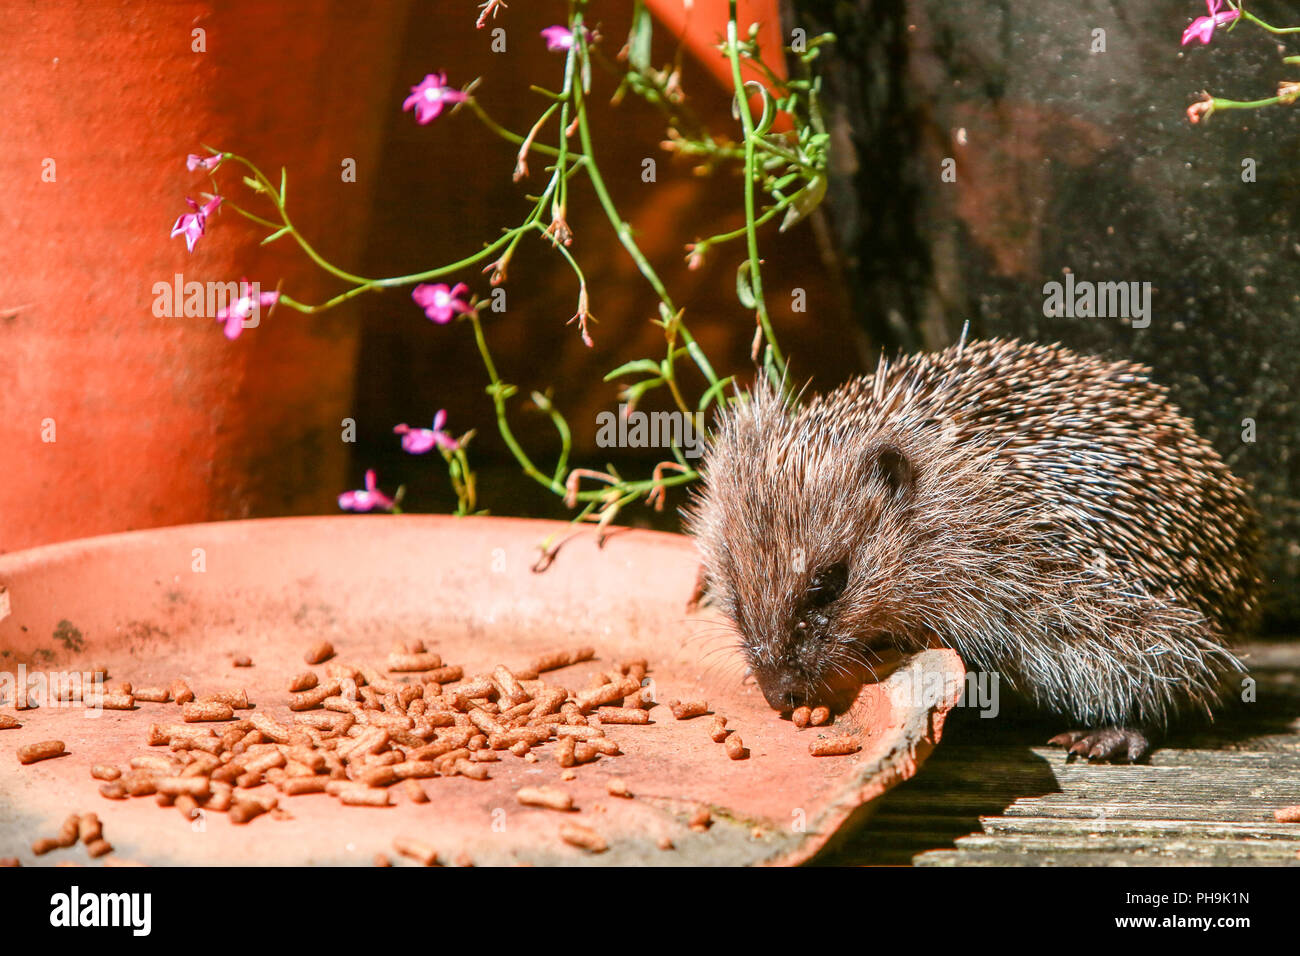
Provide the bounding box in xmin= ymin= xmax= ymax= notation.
xmin=8 ymin=639 xmax=862 ymax=863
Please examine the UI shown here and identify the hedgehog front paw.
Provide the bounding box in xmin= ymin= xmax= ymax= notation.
xmin=1047 ymin=727 xmax=1150 ymax=764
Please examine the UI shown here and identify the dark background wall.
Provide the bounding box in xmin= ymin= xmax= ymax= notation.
xmin=786 ymin=0 xmax=1300 ymax=627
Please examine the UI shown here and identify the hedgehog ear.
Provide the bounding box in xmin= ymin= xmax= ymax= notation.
xmin=866 ymin=444 xmax=915 ymax=499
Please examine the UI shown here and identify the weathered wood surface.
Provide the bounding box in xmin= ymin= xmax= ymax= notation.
xmin=820 ymin=640 xmax=1300 ymax=866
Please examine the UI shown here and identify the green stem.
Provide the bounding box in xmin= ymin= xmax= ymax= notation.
xmin=725 ymin=0 xmax=786 ymax=378
xmin=1212 ymin=94 xmax=1291 ymax=110
xmin=1232 ymin=4 xmax=1300 ymax=34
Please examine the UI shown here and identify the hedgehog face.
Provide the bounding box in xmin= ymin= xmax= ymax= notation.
xmin=687 ymin=385 xmax=919 ymax=712
xmin=750 ymin=559 xmax=859 ymax=710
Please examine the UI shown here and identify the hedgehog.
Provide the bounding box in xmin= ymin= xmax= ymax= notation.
xmin=685 ymin=336 xmax=1261 ymax=763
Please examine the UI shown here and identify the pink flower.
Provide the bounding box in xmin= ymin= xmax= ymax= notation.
xmin=394 ymin=409 xmax=459 ymax=454
xmin=338 ymin=470 xmax=396 ymax=513
xmin=412 ymin=282 xmax=473 ymax=324
xmin=540 ymin=25 xmax=588 ymax=51
xmin=1182 ymin=1 xmax=1240 ymax=46
xmin=402 ymin=73 xmax=469 ymax=124
xmin=215 ymin=281 xmax=279 ymax=340
xmin=187 ymin=153 xmax=221 ymax=172
xmin=170 ymin=195 xmax=222 ymax=253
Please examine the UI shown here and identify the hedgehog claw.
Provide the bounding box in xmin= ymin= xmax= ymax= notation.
xmin=1047 ymin=727 xmax=1150 ymax=764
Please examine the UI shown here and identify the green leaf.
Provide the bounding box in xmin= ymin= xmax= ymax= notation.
xmin=698 ymin=375 xmax=735 ymax=412
xmin=628 ymin=0 xmax=653 ymax=72
xmin=603 ymin=358 xmax=661 ymax=382
xmin=732 ymin=80 xmax=776 ymax=136
xmin=780 ymin=173 xmax=827 ymax=233
xmin=622 ymin=378 xmax=664 ymax=410
xmin=736 ymin=261 xmax=757 ymax=310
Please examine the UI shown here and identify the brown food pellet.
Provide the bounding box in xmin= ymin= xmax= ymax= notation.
xmin=155 ymin=776 xmax=211 ymax=798
xmin=808 ymin=706 xmax=831 ymax=727
xmin=199 ymin=689 xmax=250 ymax=710
xmin=451 ymin=759 xmax=490 ymax=781
xmin=131 ymin=754 xmax=178 ymax=773
xmin=607 ymin=778 xmax=631 ymax=798
xmin=423 ymin=665 xmax=463 ymax=684
xmin=597 ymin=707 xmax=650 ymax=725
xmin=279 ymin=776 xmax=330 ymax=796
xmin=709 ymin=715 xmax=729 ymax=742
xmin=77 ymin=814 xmax=103 ymax=845
xmin=1275 ymin=805 xmax=1300 ymax=823
xmin=305 ymin=641 xmax=335 ymax=665
xmin=554 ymin=724 xmax=605 ymax=741
xmin=32 ymin=837 xmax=63 ymax=856
xmin=559 ymin=822 xmax=607 ymax=853
xmin=491 ymin=665 xmax=529 ymax=705
xmin=183 ymin=701 xmax=233 ymax=722
xmin=577 ymin=677 xmax=640 ymax=711
xmin=99 ymin=781 xmax=127 ymax=800
xmin=91 ymin=692 xmax=135 ymax=711
xmin=133 ymin=687 xmax=171 ymax=703
xmin=791 ymin=706 xmax=812 ymax=728
xmin=337 ymin=786 xmax=392 ymax=807
xmin=86 ymin=839 xmax=113 ymax=858
xmin=18 ymin=740 xmax=65 ymax=764
xmin=170 ymin=679 xmax=195 ymax=705
xmin=725 ymin=734 xmax=749 ymax=760
xmin=233 ymin=655 xmax=253 ymax=667
xmin=586 ymin=738 xmax=621 ymax=757
xmin=555 ymin=736 xmax=576 ymax=768
xmin=388 ymin=652 xmax=443 ymax=672
xmin=58 ymin=814 xmax=81 ymax=847
xmin=0 ymin=858 xmax=19 ymax=867
xmin=288 ymin=672 xmax=318 ymax=693
xmin=373 ymin=853 xmax=392 ymax=867
xmin=289 ymin=681 xmax=340 ymax=712
xmin=530 ymin=646 xmax=596 ymax=673
xmin=0 ymin=715 xmax=20 ymax=730
xmin=809 ymin=734 xmax=860 ymax=757
xmin=668 ymin=700 xmax=709 ymax=720
xmin=403 ymin=779 xmax=429 ymax=803
xmin=228 ymin=801 xmax=268 ymax=824
xmin=689 ymin=807 xmax=712 ymax=831
xmin=393 ymin=837 xmax=439 ymax=866
xmin=516 ymin=786 xmax=573 ymax=811
xmin=90 ymin=765 xmax=121 ymax=781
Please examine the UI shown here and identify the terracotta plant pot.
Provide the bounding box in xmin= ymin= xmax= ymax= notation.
xmin=0 ymin=516 xmax=963 ymax=865
xmin=646 ymin=0 xmax=786 ymax=88
xmin=0 ymin=1 xmax=411 ymax=554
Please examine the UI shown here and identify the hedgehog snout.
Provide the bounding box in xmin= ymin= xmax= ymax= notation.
xmin=755 ymin=666 xmax=811 ymax=711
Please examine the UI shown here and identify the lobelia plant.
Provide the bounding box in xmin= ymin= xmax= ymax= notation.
xmin=1182 ymin=1 xmax=1300 ymax=123
xmin=167 ymin=0 xmax=832 ymax=563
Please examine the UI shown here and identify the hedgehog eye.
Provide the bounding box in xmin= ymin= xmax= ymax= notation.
xmin=806 ymin=562 xmax=848 ymax=607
